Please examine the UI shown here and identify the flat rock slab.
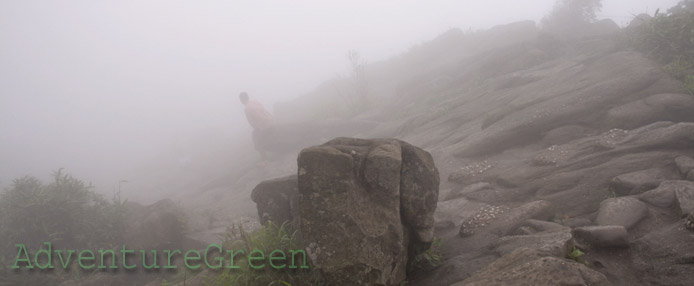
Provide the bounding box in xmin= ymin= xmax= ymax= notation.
xmin=451 ymin=248 xmax=612 ymax=286
xmin=434 ymin=197 xmax=489 ymax=229
xmin=673 ymin=180 xmax=694 ymax=215
xmin=595 ymin=197 xmax=648 ymax=229
xmin=609 ymin=168 xmax=673 ymax=196
xmin=573 ymin=225 xmax=629 ymax=248
xmin=494 ymin=228 xmax=574 ymax=257
xmin=638 ymin=180 xmax=686 ymax=208
xmin=675 ymin=156 xmax=694 ymax=175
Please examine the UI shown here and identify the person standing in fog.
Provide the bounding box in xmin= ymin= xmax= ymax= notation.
xmin=239 ymin=92 xmax=273 ymax=159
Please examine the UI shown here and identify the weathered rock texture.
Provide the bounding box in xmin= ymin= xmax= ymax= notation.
xmin=297 ymin=137 xmax=439 ymax=285
xmin=451 ymin=248 xmax=611 ymax=286
xmin=250 ymin=175 xmax=299 ymax=225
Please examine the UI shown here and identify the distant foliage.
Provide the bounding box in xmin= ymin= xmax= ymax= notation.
xmin=333 ymin=49 xmax=369 ymax=116
xmin=541 ymin=0 xmax=603 ymax=32
xmin=0 ymin=170 xmax=127 ymax=285
xmin=631 ymin=0 xmax=694 ymax=94
xmin=0 ymin=170 xmax=126 ymax=255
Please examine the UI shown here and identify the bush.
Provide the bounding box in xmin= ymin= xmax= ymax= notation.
xmin=630 ymin=0 xmax=694 ymax=94
xmin=212 ymin=222 xmax=321 ymax=286
xmin=0 ymin=170 xmax=127 ymax=285
xmin=541 ymin=0 xmax=603 ymax=33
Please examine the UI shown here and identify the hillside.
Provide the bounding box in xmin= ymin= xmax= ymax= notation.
xmin=176 ymin=10 xmax=694 ymax=286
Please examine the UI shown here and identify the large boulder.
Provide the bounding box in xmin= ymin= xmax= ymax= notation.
xmin=297 ymin=137 xmax=439 ymax=285
xmin=595 ymin=197 xmax=648 ymax=229
xmin=250 ymin=175 xmax=299 ymax=226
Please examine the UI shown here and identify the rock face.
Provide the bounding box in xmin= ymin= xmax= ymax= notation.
xmin=675 ymin=156 xmax=694 ymax=176
xmin=595 ymin=197 xmax=648 ymax=229
xmin=250 ymin=175 xmax=298 ymax=225
xmin=573 ymin=226 xmax=629 ymax=248
xmin=673 ymin=180 xmax=694 ymax=215
xmin=451 ymin=248 xmax=611 ymax=286
xmin=297 ymin=137 xmax=439 ymax=286
xmin=608 ymin=168 xmax=673 ymax=196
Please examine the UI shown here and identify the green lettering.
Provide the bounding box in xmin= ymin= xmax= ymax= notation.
xmin=34 ymin=242 xmax=53 ymax=269
xmin=164 ymin=249 xmax=181 ymax=269
xmin=204 ymin=244 xmax=223 ymax=270
xmin=98 ymin=249 xmax=117 ymax=269
xmin=141 ymin=250 xmax=159 ymax=269
xmin=269 ymin=249 xmax=286 ymax=269
xmin=184 ymin=250 xmax=201 ymax=270
xmin=226 ymin=249 xmax=244 ymax=269
xmin=289 ymin=249 xmax=309 ymax=269
xmin=248 ymin=249 xmax=265 ymax=269
xmin=55 ymin=249 xmax=75 ymax=269
xmin=78 ymin=250 xmax=95 ymax=269
xmin=12 ymin=244 xmax=33 ymax=269
xmin=121 ymin=245 xmax=136 ymax=269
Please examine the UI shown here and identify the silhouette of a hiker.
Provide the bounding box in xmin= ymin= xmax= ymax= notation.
xmin=239 ymin=92 xmax=273 ymax=159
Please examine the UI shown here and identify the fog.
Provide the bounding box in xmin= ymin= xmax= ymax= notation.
xmin=0 ymin=0 xmax=678 ymax=200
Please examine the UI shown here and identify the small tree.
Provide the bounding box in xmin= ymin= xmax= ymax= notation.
xmin=334 ymin=49 xmax=369 ymax=115
xmin=541 ymin=0 xmax=603 ymax=32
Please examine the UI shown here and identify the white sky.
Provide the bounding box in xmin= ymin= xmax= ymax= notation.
xmin=0 ymin=0 xmax=679 ymax=192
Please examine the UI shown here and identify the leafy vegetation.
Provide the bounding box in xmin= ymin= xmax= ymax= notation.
xmin=630 ymin=0 xmax=694 ymax=94
xmin=541 ymin=0 xmax=603 ymax=32
xmin=0 ymin=170 xmax=128 ymax=285
xmin=211 ymin=222 xmax=321 ymax=286
xmin=568 ymin=246 xmax=585 ymax=263
xmin=408 ymin=238 xmax=443 ymax=273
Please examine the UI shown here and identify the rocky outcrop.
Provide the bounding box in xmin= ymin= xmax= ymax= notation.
xmin=451 ymin=248 xmax=611 ymax=286
xmin=297 ymin=137 xmax=439 ymax=286
xmin=250 ymin=175 xmax=298 ymax=225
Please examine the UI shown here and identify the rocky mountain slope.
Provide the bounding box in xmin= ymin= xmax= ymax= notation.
xmin=180 ymin=17 xmax=694 ymax=286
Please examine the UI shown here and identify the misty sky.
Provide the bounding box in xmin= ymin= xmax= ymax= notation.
xmin=0 ymin=0 xmax=679 ymax=194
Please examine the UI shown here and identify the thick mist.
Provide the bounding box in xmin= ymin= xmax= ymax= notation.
xmin=0 ymin=0 xmax=678 ymax=201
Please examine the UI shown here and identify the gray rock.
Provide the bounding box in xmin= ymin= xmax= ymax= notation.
xmin=250 ymin=175 xmax=298 ymax=226
xmin=491 ymin=200 xmax=555 ymax=236
xmin=297 ymin=137 xmax=439 ymax=286
xmin=605 ymin=93 xmax=694 ymax=130
xmin=573 ymin=225 xmax=629 ymax=248
xmin=673 ymin=180 xmax=694 ymax=215
xmin=609 ymin=168 xmax=672 ymax=196
xmin=638 ymin=180 xmax=685 ymax=208
xmin=595 ymin=197 xmax=648 ymax=229
xmin=434 ymin=197 xmax=489 ymax=229
xmin=494 ymin=228 xmax=574 ymax=257
xmin=675 ymin=156 xmax=694 ymax=175
xmin=444 ymin=182 xmax=492 ymax=201
xmin=689 ymin=170 xmax=694 ymax=181
xmin=561 ymin=218 xmax=592 ymax=228
xmin=451 ymin=248 xmax=611 ymax=286
xmin=521 ymin=219 xmax=567 ymax=232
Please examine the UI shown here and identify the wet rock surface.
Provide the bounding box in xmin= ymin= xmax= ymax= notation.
xmin=573 ymin=225 xmax=629 ymax=248
xmin=595 ymin=197 xmax=649 ymax=229
xmin=451 ymin=248 xmax=612 ymax=286
xmin=297 ymin=138 xmax=439 ymax=285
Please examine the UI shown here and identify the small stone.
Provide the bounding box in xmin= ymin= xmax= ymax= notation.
xmin=686 ymin=213 xmax=694 ymax=231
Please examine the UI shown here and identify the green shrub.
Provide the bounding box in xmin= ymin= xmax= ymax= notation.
xmin=631 ymin=0 xmax=694 ymax=94
xmin=0 ymin=170 xmax=127 ymax=285
xmin=211 ymin=222 xmax=321 ymax=286
xmin=407 ymin=238 xmax=443 ymax=273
